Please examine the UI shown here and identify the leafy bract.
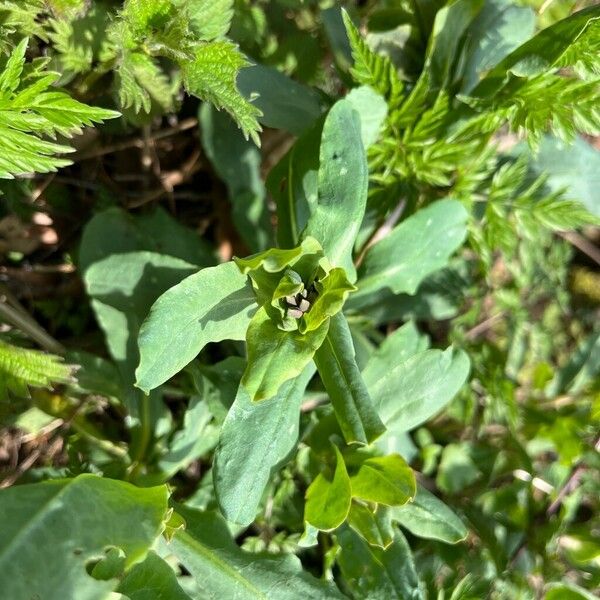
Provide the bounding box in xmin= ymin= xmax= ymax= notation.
xmin=365 ymin=348 xmax=470 ymax=434
xmin=136 ymin=261 xmax=257 ymax=393
xmin=350 ymin=199 xmax=468 ymax=308
xmin=0 ymin=475 xmax=169 ymax=600
xmin=305 ymin=445 xmax=352 ymax=531
xmin=302 ymin=98 xmax=368 ymax=281
xmin=350 ymin=454 xmax=416 ymax=507
xmin=348 ymin=503 xmax=394 ymax=549
xmin=0 ymin=38 xmax=119 ymax=179
xmin=391 ymin=485 xmax=468 ymax=544
xmin=170 ymin=506 xmax=345 ymax=599
xmin=314 ymin=313 xmax=386 ymax=445
xmin=214 ymin=365 xmax=315 ymax=525
xmin=234 ymin=237 xmax=355 ymax=400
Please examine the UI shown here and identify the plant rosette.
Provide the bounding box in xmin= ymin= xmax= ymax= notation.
xmin=234 ymin=236 xmax=356 ymax=401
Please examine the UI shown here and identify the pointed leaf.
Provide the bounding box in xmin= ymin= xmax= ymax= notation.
xmin=214 ymin=364 xmax=315 ymax=525
xmin=302 ymin=98 xmax=368 ymax=280
xmin=365 ymin=348 xmax=470 ymax=434
xmin=241 ymin=306 xmax=328 ymax=401
xmin=350 ymin=454 xmax=416 ymax=507
xmin=351 ymin=199 xmax=468 ymax=307
xmin=314 ymin=313 xmax=386 ymax=445
xmin=305 ymin=445 xmax=352 ymax=531
xmin=136 ymin=262 xmax=257 ymax=393
xmin=391 ymin=485 xmax=468 ymax=544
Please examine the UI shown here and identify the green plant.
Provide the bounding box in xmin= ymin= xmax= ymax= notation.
xmin=0 ymin=1 xmax=599 ymax=599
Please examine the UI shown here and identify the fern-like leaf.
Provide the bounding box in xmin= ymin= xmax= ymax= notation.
xmin=0 ymin=38 xmax=120 ymax=179
xmin=181 ymin=41 xmax=262 ymax=144
xmin=342 ymin=10 xmax=404 ymax=110
xmin=0 ymin=339 xmax=76 ymax=400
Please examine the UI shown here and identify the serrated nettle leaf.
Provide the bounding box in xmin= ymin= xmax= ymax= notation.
xmin=214 ymin=364 xmax=315 ymax=526
xmin=350 ymin=199 xmax=468 ymax=308
xmin=391 ymin=484 xmax=468 ymax=544
xmin=302 ymin=98 xmax=368 ymax=281
xmin=184 ymin=0 xmax=233 ymax=40
xmin=337 ymin=527 xmax=425 ymax=600
xmin=366 ymin=348 xmax=470 ymax=435
xmin=348 ymin=503 xmax=394 ymax=549
xmin=180 ymin=41 xmax=262 ymax=145
xmin=171 ymin=506 xmax=345 ymax=599
xmin=350 ymin=454 xmax=416 ymax=507
xmin=0 ymin=474 xmax=169 ymax=600
xmin=314 ymin=313 xmax=386 ymax=445
xmin=117 ymin=550 xmax=191 ymax=600
xmin=305 ymin=445 xmax=352 ymax=531
xmin=136 ymin=261 xmax=258 ymax=393
xmin=241 ymin=306 xmax=328 ymax=401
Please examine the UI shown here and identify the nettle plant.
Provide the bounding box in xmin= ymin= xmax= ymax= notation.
xmin=1 ymin=0 xmax=600 ymax=598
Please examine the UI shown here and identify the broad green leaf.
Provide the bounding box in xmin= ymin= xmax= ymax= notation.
xmin=471 ymin=5 xmax=600 ymax=98
xmin=314 ymin=313 xmax=386 ymax=445
xmin=391 ymin=485 xmax=468 ymax=544
xmin=461 ymin=0 xmax=535 ymax=93
xmin=237 ymin=63 xmax=323 ymax=135
xmin=305 ymin=445 xmax=352 ymax=531
xmin=365 ymin=348 xmax=470 ymax=434
xmin=85 ymin=251 xmax=197 ymax=383
xmin=181 ymin=41 xmax=262 ymax=144
xmin=350 ymin=199 xmax=468 ymax=307
xmin=337 ymin=527 xmax=424 ymax=600
xmin=0 ymin=474 xmax=168 ymax=600
xmin=241 ymin=306 xmax=328 ymax=401
xmin=348 ymin=503 xmax=394 ymax=549
xmin=199 ymin=103 xmax=271 ymax=252
xmin=214 ymin=364 xmax=315 ymax=526
xmin=361 ymin=321 xmax=429 ymax=385
xmin=267 ymin=119 xmax=322 ymax=248
xmin=136 ymin=261 xmax=257 ymax=393
xmin=344 ymin=85 xmax=388 ymax=148
xmin=350 ymin=454 xmax=416 ymax=507
xmin=302 ymin=98 xmax=368 ymax=281
xmin=525 ymin=135 xmax=600 ymax=217
xmin=186 ymin=0 xmax=233 ymax=40
xmin=79 ymin=206 xmax=213 ymax=272
xmin=424 ymin=0 xmax=483 ymax=92
xmin=171 ymin=506 xmax=345 ymax=599
xmin=117 ymin=550 xmax=191 ymax=599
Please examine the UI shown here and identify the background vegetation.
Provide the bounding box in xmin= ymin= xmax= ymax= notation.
xmin=0 ymin=1 xmax=599 ymax=598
